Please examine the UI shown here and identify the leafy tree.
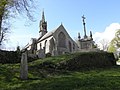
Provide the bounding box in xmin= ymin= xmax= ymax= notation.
xmin=111 ymin=30 xmax=120 ymax=49
xmin=108 ymin=29 xmax=120 ymax=52
xmin=0 ymin=0 xmax=34 ymax=46
xmin=108 ymin=43 xmax=116 ymax=52
xmin=16 ymin=46 xmax=20 ymax=53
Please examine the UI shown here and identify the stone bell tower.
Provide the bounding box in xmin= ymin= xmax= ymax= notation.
xmin=39 ymin=10 xmax=47 ymax=37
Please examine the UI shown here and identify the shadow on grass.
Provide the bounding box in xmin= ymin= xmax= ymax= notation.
xmin=10 ymin=72 xmax=120 ymax=90
xmin=1 ymin=64 xmax=120 ymax=90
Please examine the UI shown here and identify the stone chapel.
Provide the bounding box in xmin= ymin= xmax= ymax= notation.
xmin=25 ymin=11 xmax=96 ymax=58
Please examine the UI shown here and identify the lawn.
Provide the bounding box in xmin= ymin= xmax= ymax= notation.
xmin=0 ymin=63 xmax=120 ymax=90
xmin=0 ymin=53 xmax=120 ymax=90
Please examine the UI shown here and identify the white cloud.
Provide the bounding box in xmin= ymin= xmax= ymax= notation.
xmin=93 ymin=23 xmax=120 ymax=43
xmin=93 ymin=23 xmax=120 ymax=49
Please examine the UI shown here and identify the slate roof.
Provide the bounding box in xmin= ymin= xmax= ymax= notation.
xmin=38 ymin=24 xmax=62 ymax=42
xmin=40 ymin=29 xmax=56 ymax=41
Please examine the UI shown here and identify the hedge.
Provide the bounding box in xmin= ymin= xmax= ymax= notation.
xmin=57 ymin=52 xmax=116 ymax=70
xmin=0 ymin=50 xmax=38 ymax=64
xmin=0 ymin=50 xmax=21 ymax=64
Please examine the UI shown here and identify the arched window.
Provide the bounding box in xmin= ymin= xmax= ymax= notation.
xmin=44 ymin=40 xmax=47 ymax=53
xmin=69 ymin=41 xmax=72 ymax=52
xmin=58 ymin=32 xmax=66 ymax=48
xmin=50 ymin=38 xmax=55 ymax=50
xmin=73 ymin=43 xmax=75 ymax=50
xmin=44 ymin=40 xmax=47 ymax=48
xmin=40 ymin=43 xmax=42 ymax=49
xmin=50 ymin=38 xmax=55 ymax=55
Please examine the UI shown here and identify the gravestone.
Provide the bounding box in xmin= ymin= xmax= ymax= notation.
xmin=20 ymin=49 xmax=28 ymax=80
xmin=37 ymin=47 xmax=45 ymax=58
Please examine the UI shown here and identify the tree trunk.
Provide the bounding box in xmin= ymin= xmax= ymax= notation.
xmin=0 ymin=3 xmax=6 ymax=44
xmin=0 ymin=15 xmax=2 ymax=36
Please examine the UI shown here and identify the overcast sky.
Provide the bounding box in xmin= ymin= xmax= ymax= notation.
xmin=3 ymin=0 xmax=120 ymax=50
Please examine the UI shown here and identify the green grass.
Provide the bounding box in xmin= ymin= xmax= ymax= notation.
xmin=29 ymin=53 xmax=73 ymax=65
xmin=0 ymin=53 xmax=120 ymax=90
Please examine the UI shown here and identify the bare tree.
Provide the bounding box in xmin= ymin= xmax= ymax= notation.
xmin=99 ymin=39 xmax=109 ymax=51
xmin=0 ymin=28 xmax=8 ymax=45
xmin=0 ymin=0 xmax=34 ymax=47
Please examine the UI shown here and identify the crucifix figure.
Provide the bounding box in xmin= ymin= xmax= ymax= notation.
xmin=82 ymin=15 xmax=85 ymax=24
xmin=82 ymin=15 xmax=87 ymax=38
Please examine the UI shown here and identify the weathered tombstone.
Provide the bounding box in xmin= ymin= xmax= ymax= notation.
xmin=20 ymin=49 xmax=28 ymax=80
xmin=37 ymin=47 xmax=46 ymax=59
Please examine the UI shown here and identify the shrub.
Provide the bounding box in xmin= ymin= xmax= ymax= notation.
xmin=58 ymin=52 xmax=116 ymax=70
xmin=27 ymin=54 xmax=38 ymax=62
xmin=46 ymin=53 xmax=51 ymax=57
xmin=0 ymin=50 xmax=21 ymax=64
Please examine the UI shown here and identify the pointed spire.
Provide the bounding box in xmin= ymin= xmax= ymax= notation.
xmin=42 ymin=10 xmax=45 ymax=22
xmin=39 ymin=10 xmax=47 ymax=37
xmin=78 ymin=32 xmax=81 ymax=40
xmin=82 ymin=15 xmax=87 ymax=38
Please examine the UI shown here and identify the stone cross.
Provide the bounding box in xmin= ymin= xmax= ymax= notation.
xmin=82 ymin=15 xmax=86 ymax=24
xmin=82 ymin=15 xmax=87 ymax=38
xmin=20 ymin=49 xmax=28 ymax=80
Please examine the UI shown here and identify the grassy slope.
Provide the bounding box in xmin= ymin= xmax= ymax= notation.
xmin=0 ymin=53 xmax=120 ymax=90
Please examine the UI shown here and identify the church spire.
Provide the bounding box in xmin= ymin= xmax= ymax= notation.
xmin=39 ymin=10 xmax=47 ymax=37
xmin=42 ymin=10 xmax=45 ymax=22
xmin=82 ymin=15 xmax=87 ymax=39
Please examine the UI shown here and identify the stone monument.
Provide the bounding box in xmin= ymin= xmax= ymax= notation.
xmin=20 ymin=49 xmax=28 ymax=80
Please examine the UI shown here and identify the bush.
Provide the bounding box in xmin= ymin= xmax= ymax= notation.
xmin=58 ymin=52 xmax=116 ymax=70
xmin=46 ymin=53 xmax=51 ymax=57
xmin=27 ymin=54 xmax=38 ymax=62
xmin=0 ymin=50 xmax=21 ymax=64
xmin=41 ymin=61 xmax=57 ymax=69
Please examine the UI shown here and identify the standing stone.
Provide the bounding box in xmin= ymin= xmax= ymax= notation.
xmin=20 ymin=51 xmax=28 ymax=80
